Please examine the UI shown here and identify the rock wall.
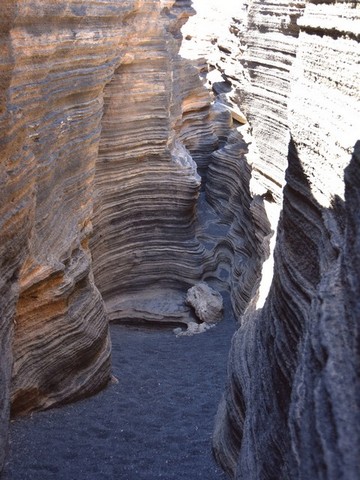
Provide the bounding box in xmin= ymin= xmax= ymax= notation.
xmin=0 ymin=0 xmax=202 ymax=470
xmin=1 ymin=0 xmax=358 ymax=477
xmin=91 ymin=0 xmax=206 ymax=325
xmin=181 ymin=0 xmax=273 ymax=320
xmin=213 ymin=1 xmax=360 ymax=479
xmin=0 ymin=5 xmax=34 ymax=468
xmin=1 ymin=0 xmax=266 ymax=472
xmin=91 ymin=0 xmax=268 ymax=326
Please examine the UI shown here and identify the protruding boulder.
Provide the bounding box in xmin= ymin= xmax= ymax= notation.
xmin=185 ymin=283 xmax=223 ymax=324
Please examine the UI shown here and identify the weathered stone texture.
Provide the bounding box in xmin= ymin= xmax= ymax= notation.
xmin=186 ymin=283 xmax=223 ymax=324
xmin=90 ymin=0 xmax=264 ymax=327
xmin=0 ymin=0 xmax=148 ymax=468
xmin=2 ymin=0 xmax=249 ymax=471
xmin=1 ymin=0 xmax=358 ymax=478
xmin=237 ymin=0 xmax=305 ymax=202
xmin=213 ymin=1 xmax=360 ymax=479
xmin=91 ymin=0 xmax=206 ymax=325
xmin=0 ymin=5 xmax=34 ymax=468
xmin=181 ymin=0 xmax=273 ymax=320
xmin=6 ymin=0 xmax=151 ymax=416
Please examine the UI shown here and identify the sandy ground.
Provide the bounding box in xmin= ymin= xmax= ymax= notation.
xmin=2 ymin=295 xmax=236 ymax=480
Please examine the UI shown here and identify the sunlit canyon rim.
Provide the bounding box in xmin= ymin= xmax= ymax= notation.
xmin=0 ymin=0 xmax=359 ymax=479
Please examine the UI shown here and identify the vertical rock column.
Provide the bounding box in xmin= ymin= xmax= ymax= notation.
xmin=214 ymin=1 xmax=360 ymax=479
xmin=236 ymin=0 xmax=304 ymax=202
xmin=0 ymin=3 xmax=35 ymax=468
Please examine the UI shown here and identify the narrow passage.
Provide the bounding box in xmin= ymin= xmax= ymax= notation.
xmin=3 ymin=298 xmax=235 ymax=480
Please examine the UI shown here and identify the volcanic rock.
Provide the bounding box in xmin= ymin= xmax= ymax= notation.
xmin=212 ymin=1 xmax=360 ymax=479
xmin=186 ymin=283 xmax=223 ymax=324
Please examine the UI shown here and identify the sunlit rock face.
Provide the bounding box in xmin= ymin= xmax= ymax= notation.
xmin=0 ymin=0 xmax=146 ymax=467
xmin=181 ymin=0 xmax=299 ymax=203
xmin=180 ymin=0 xmax=273 ymax=320
xmin=213 ymin=1 xmax=360 ymax=479
xmin=91 ymin=0 xmax=206 ymax=325
xmin=3 ymin=1 xmax=259 ymax=471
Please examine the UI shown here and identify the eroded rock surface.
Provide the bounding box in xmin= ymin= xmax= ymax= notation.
xmin=1 ymin=0 xmax=359 ymax=478
xmin=91 ymin=0 xmax=204 ymax=325
xmin=186 ymin=283 xmax=223 ymax=324
xmin=1 ymin=0 xmax=196 ymax=469
xmin=1 ymin=0 xmax=264 ymax=472
xmin=213 ymin=1 xmax=360 ymax=479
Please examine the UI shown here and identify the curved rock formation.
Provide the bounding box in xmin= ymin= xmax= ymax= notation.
xmin=0 ymin=6 xmax=34 ymax=467
xmin=0 ymin=0 xmax=144 ymax=463
xmin=213 ymin=1 xmax=360 ymax=478
xmin=91 ymin=0 xmax=205 ymax=325
xmin=3 ymin=0 xmax=261 ymax=471
xmin=1 ymin=0 xmax=359 ymax=477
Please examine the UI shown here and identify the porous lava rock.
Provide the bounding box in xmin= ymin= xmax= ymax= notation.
xmin=186 ymin=283 xmax=223 ymax=324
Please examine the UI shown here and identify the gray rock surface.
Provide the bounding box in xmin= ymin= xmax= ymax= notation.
xmin=212 ymin=1 xmax=360 ymax=479
xmin=186 ymin=283 xmax=223 ymax=324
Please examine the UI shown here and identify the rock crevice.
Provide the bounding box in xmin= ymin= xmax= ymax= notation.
xmin=0 ymin=0 xmax=359 ymax=478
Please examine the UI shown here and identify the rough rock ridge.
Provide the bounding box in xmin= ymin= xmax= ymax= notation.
xmin=213 ymin=1 xmax=360 ymax=479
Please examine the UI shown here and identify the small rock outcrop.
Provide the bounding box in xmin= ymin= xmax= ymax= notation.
xmin=186 ymin=283 xmax=223 ymax=324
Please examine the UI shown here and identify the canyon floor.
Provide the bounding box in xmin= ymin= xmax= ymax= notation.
xmin=2 ymin=297 xmax=235 ymax=480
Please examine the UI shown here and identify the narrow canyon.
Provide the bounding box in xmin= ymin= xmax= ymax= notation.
xmin=0 ymin=0 xmax=359 ymax=479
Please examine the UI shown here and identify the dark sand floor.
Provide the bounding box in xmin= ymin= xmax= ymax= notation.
xmin=3 ymin=300 xmax=235 ymax=480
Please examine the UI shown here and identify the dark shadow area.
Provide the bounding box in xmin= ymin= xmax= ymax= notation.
xmin=2 ymin=294 xmax=237 ymax=480
xmin=213 ymin=135 xmax=360 ymax=479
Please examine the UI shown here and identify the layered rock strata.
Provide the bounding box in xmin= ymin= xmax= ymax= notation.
xmin=6 ymin=0 xmax=154 ymax=417
xmin=91 ymin=0 xmax=205 ymax=325
xmin=2 ymin=1 xmax=265 ymax=472
xmin=181 ymin=0 xmax=274 ymax=319
xmin=91 ymin=0 xmax=268 ymax=327
xmin=213 ymin=1 xmax=360 ymax=479
xmin=0 ymin=0 xmax=172 ymax=470
xmin=0 ymin=6 xmax=34 ymax=467
xmin=2 ymin=1 xmax=358 ymax=479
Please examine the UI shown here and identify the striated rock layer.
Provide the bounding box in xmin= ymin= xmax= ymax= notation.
xmin=0 ymin=6 xmax=34 ymax=468
xmin=91 ymin=0 xmax=205 ymax=325
xmin=1 ymin=1 xmax=358 ymax=478
xmin=91 ymin=0 xmax=269 ymax=327
xmin=180 ymin=0 xmax=273 ymax=321
xmin=213 ymin=1 xmax=360 ymax=479
xmin=5 ymin=0 xmax=146 ymax=417
xmin=2 ymin=0 xmax=264 ymax=471
xmin=0 ymin=0 xmax=182 ymax=470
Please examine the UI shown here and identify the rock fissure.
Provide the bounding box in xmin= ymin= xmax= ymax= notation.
xmin=0 ymin=0 xmax=359 ymax=478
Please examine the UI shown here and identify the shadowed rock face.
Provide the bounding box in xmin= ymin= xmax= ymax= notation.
xmin=213 ymin=1 xmax=360 ymax=479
